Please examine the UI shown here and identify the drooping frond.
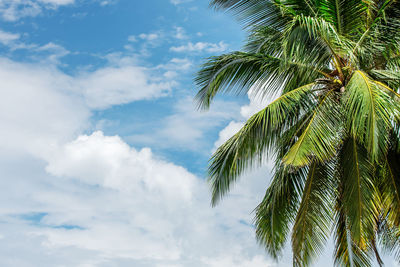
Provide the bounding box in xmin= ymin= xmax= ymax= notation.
xmin=292 ymin=162 xmax=335 ymax=266
xmin=334 ymin=201 xmax=373 ymax=267
xmin=195 ymin=52 xmax=323 ymax=110
xmin=381 ymin=149 xmax=400 ymax=227
xmin=208 ymin=83 xmax=315 ymax=205
xmin=338 ymin=138 xmax=377 ymax=248
xmin=369 ymin=69 xmax=400 ymax=90
xmin=195 ymin=52 xmax=280 ymax=109
xmin=255 ymin=164 xmax=307 ymax=259
xmin=244 ymin=26 xmax=283 ymax=54
xmin=344 ymin=70 xmax=399 ymax=161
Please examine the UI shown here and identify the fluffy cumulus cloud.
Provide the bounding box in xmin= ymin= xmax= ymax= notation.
xmin=0 ymin=57 xmax=89 ymax=157
xmin=46 ymin=132 xmax=195 ymax=200
xmin=78 ymin=63 xmax=173 ymax=109
xmin=0 ymin=128 xmax=277 ymax=266
xmin=0 ymin=46 xmax=277 ymax=266
xmin=0 ymin=53 xmax=174 ymax=113
xmin=212 ymin=121 xmax=244 ymax=153
xmin=0 ymin=55 xmax=173 ymax=157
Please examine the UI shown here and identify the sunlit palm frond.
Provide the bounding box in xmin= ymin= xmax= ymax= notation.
xmin=283 ymin=89 xmax=342 ymax=167
xmin=344 ymin=70 xmax=399 ymax=161
xmin=196 ymin=0 xmax=400 ymax=265
xmin=209 ymin=83 xmax=315 ymax=204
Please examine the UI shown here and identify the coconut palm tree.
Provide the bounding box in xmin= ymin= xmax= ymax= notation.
xmin=195 ymin=0 xmax=400 ymax=266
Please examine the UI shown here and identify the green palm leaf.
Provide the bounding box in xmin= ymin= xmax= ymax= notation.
xmin=334 ymin=202 xmax=372 ymax=267
xmin=292 ymin=162 xmax=335 ymax=266
xmin=344 ymin=70 xmax=399 ymax=161
xmin=195 ymin=52 xmax=323 ymax=110
xmin=209 ymin=83 xmax=315 ymax=204
xmin=283 ymin=89 xmax=342 ymax=167
xmin=381 ymin=149 xmax=400 ymax=226
xmin=338 ymin=138 xmax=377 ymax=247
xmin=255 ymin=164 xmax=307 ymax=259
xmin=196 ymin=0 xmax=400 ymax=265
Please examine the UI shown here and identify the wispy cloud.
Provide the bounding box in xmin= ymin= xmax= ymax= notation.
xmin=174 ymin=26 xmax=188 ymax=40
xmin=0 ymin=29 xmax=20 ymax=45
xmin=170 ymin=41 xmax=228 ymax=53
xmin=126 ymin=96 xmax=241 ymax=152
xmin=0 ymin=0 xmax=75 ymax=21
xmin=170 ymin=0 xmax=193 ymax=5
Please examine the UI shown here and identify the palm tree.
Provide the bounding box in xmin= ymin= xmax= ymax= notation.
xmin=195 ymin=0 xmax=400 ymax=266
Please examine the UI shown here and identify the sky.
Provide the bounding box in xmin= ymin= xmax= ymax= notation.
xmin=0 ymin=0 xmax=397 ymax=266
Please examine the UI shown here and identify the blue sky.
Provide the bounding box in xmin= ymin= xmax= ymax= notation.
xmin=0 ymin=1 xmax=396 ymax=266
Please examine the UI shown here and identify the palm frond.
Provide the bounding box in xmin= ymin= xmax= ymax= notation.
xmin=344 ymin=70 xmax=399 ymax=161
xmin=283 ymin=89 xmax=342 ymax=168
xmin=209 ymin=0 xmax=291 ymax=30
xmin=338 ymin=138 xmax=377 ymax=247
xmin=195 ymin=52 xmax=323 ymax=110
xmin=381 ymin=149 xmax=400 ymax=226
xmin=208 ymin=83 xmax=316 ymax=205
xmin=292 ymin=162 xmax=335 ymax=266
xmin=319 ymin=0 xmax=365 ymax=35
xmin=334 ymin=204 xmax=373 ymax=267
xmin=255 ymin=163 xmax=307 ymax=259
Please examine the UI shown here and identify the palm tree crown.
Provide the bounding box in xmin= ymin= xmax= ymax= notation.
xmin=195 ymin=0 xmax=400 ymax=266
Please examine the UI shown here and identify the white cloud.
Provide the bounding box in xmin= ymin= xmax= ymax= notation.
xmin=39 ymin=132 xmax=275 ymax=265
xmin=203 ymin=255 xmax=276 ymax=267
xmin=77 ymin=63 xmax=173 ymax=109
xmin=0 ymin=0 xmax=75 ymax=21
xmin=0 ymin=53 xmax=179 ymax=157
xmin=170 ymin=0 xmax=193 ymax=5
xmin=33 ymin=42 xmax=71 ymax=63
xmin=127 ymin=35 xmax=137 ymax=42
xmin=99 ymin=0 xmax=117 ymax=6
xmin=0 ymin=126 xmax=278 ymax=266
xmin=159 ymin=57 xmax=192 ymax=71
xmin=127 ymin=31 xmax=165 ymax=55
xmin=46 ymin=131 xmax=195 ymax=200
xmin=0 ymin=57 xmax=89 ymax=157
xmin=39 ymin=0 xmax=74 ymax=5
xmin=0 ymin=29 xmax=20 ymax=45
xmin=212 ymin=121 xmax=244 ymax=153
xmin=139 ymin=33 xmax=159 ymax=41
xmin=174 ymin=26 xmax=187 ymax=40
xmin=0 ymin=29 xmax=72 ymax=63
xmin=0 ymin=39 xmax=71 ymax=65
xmin=126 ymin=97 xmax=241 ymax=152
xmin=156 ymin=57 xmax=192 ymax=79
xmin=170 ymin=41 xmax=228 ymax=53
